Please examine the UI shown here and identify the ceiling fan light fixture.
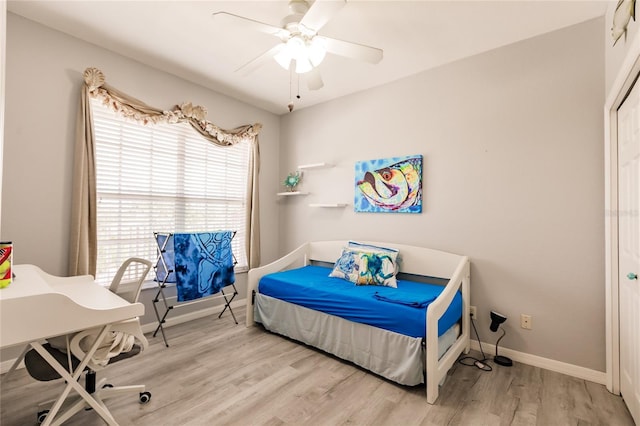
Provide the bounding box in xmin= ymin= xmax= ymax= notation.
xmin=295 ymin=58 xmax=313 ymax=74
xmin=274 ymin=35 xmax=325 ymax=74
xmin=308 ymin=36 xmax=327 ymax=66
xmin=274 ymin=36 xmax=306 ymax=71
xmin=274 ymin=48 xmax=293 ymax=70
xmin=223 ymin=0 xmax=383 ymax=85
xmin=287 ymin=36 xmax=307 ymax=59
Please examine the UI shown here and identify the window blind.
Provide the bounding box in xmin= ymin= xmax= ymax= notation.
xmin=91 ymin=98 xmax=250 ymax=285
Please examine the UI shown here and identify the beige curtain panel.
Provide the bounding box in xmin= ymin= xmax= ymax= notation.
xmin=69 ymin=67 xmax=261 ymax=276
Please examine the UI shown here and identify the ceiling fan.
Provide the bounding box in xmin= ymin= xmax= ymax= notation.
xmin=212 ymin=0 xmax=383 ymax=91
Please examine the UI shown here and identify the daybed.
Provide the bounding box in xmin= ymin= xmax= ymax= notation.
xmin=245 ymin=240 xmax=470 ymax=404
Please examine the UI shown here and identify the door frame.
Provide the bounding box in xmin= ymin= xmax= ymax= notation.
xmin=605 ymin=32 xmax=640 ymax=395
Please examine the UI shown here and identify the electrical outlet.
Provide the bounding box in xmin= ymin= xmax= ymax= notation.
xmin=470 ymin=306 xmax=477 ymax=319
xmin=521 ymin=314 xmax=532 ymax=330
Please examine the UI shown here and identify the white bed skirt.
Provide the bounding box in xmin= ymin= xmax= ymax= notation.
xmin=255 ymin=293 xmax=459 ymax=386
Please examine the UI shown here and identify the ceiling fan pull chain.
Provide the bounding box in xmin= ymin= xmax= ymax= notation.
xmin=287 ymin=66 xmax=295 ymax=112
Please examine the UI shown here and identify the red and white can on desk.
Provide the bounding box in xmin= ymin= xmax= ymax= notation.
xmin=0 ymin=241 xmax=13 ymax=288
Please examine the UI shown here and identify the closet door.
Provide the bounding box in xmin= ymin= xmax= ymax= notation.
xmin=617 ymin=76 xmax=640 ymax=426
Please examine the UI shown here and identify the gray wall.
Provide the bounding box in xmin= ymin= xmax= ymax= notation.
xmin=1 ymin=12 xmax=608 ymax=373
xmin=279 ymin=18 xmax=605 ymax=371
xmin=1 ymin=13 xmax=281 ymax=332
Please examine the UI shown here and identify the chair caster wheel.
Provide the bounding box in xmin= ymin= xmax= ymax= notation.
xmin=37 ymin=410 xmax=49 ymax=424
xmin=139 ymin=391 xmax=151 ymax=404
xmin=102 ymin=383 xmax=114 ymax=388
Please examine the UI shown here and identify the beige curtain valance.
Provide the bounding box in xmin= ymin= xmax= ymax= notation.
xmin=69 ymin=67 xmax=261 ymax=276
xmin=83 ymin=67 xmax=261 ymax=144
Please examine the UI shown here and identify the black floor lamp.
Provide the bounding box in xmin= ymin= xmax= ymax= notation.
xmin=489 ymin=310 xmax=513 ymax=367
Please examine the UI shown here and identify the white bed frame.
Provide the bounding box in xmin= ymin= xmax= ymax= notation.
xmin=246 ymin=241 xmax=470 ymax=404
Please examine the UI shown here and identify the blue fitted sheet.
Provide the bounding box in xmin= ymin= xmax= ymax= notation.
xmin=258 ymin=265 xmax=462 ymax=339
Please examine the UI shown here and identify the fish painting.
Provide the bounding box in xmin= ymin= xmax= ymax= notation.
xmin=355 ymin=155 xmax=422 ymax=213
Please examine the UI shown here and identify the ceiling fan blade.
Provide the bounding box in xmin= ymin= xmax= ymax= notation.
xmin=235 ymin=43 xmax=285 ymax=76
xmin=299 ymin=0 xmax=346 ymax=32
xmin=307 ymin=68 xmax=324 ymax=91
xmin=212 ymin=12 xmax=288 ymax=39
xmin=322 ymin=36 xmax=383 ymax=64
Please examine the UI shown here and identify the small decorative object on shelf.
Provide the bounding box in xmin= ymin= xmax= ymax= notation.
xmin=283 ymin=171 xmax=302 ymax=192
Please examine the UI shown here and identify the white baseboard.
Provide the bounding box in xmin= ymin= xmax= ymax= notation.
xmin=470 ymin=341 xmax=606 ymax=385
xmin=1 ymin=299 xmax=247 ymax=374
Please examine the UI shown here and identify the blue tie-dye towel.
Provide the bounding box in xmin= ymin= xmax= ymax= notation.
xmin=173 ymin=231 xmax=236 ymax=302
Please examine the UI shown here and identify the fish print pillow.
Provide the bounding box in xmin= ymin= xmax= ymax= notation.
xmin=352 ymin=249 xmax=398 ymax=288
xmin=347 ymin=241 xmax=400 ymax=274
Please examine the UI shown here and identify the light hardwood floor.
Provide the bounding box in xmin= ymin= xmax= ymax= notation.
xmin=1 ymin=311 xmax=634 ymax=426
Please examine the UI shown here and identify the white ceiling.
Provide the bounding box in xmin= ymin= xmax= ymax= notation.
xmin=7 ymin=0 xmax=608 ymax=115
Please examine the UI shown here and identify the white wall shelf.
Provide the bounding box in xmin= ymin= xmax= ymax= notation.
xmin=298 ymin=162 xmax=333 ymax=170
xmin=276 ymin=191 xmax=309 ymax=196
xmin=309 ymin=203 xmax=347 ymax=208
xmin=278 ymin=162 xmax=334 ymax=201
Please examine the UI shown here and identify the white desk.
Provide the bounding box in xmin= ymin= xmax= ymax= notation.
xmin=0 ymin=264 xmax=143 ymax=348
xmin=0 ymin=264 xmax=145 ymax=425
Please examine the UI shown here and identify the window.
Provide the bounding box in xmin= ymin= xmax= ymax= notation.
xmin=91 ymin=98 xmax=250 ymax=285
